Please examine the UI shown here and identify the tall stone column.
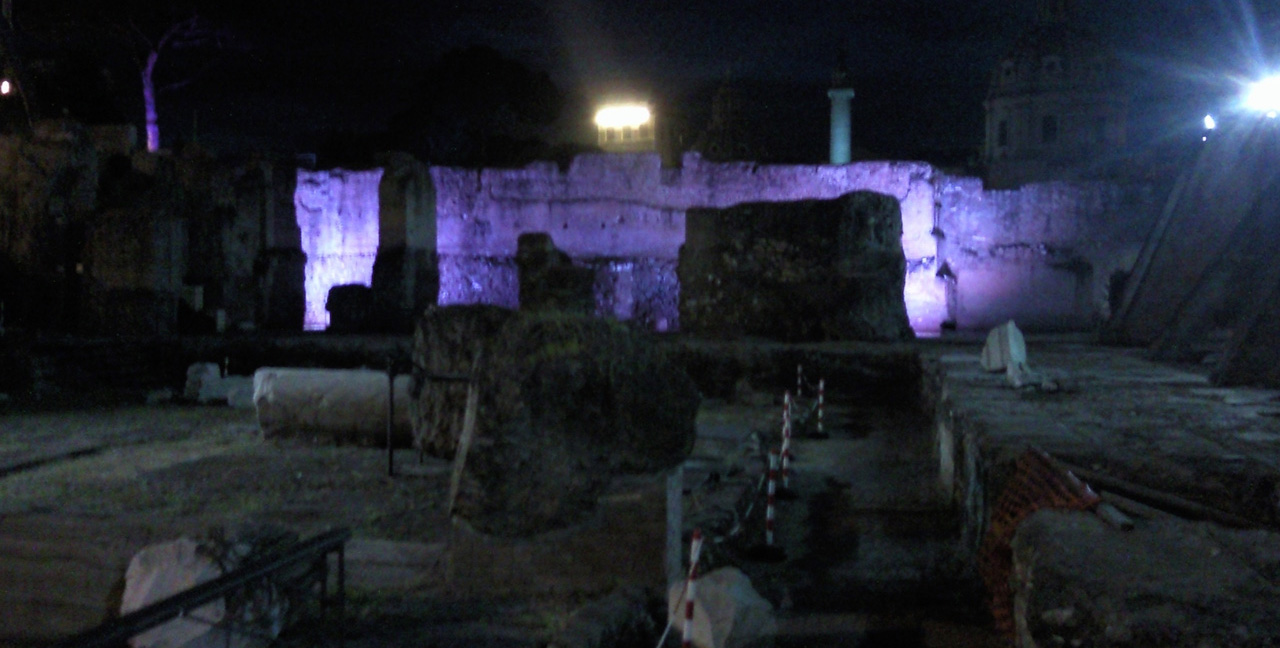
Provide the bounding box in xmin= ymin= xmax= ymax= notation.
xmin=828 ymin=87 xmax=856 ymax=165
xmin=372 ymin=152 xmax=439 ymax=332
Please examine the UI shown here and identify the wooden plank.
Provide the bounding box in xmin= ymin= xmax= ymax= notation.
xmin=446 ymin=380 xmax=480 ymax=516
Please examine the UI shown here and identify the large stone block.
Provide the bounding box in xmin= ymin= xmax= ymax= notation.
xmin=679 ymin=191 xmax=914 ymax=341
xmin=410 ymin=304 xmax=517 ymax=459
xmin=325 ymin=284 xmax=374 ymax=333
xmin=410 ymin=306 xmax=699 ymax=536
xmin=121 ymin=527 xmax=298 ymax=648
xmin=1012 ymin=510 xmax=1280 ymax=647
xmin=370 ymin=246 xmax=439 ymax=333
xmin=516 ymin=232 xmax=595 ymax=314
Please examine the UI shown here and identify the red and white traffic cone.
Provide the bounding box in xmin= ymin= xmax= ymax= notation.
xmin=681 ymin=529 xmax=703 ymax=648
xmin=819 ymin=379 xmax=825 ymax=434
xmin=809 ymin=378 xmax=830 ymax=439
xmin=747 ymin=451 xmax=787 ymax=562
xmin=778 ymin=392 xmax=799 ymax=499
xmin=779 ymin=389 xmax=791 ymax=458
xmin=767 ymin=451 xmax=778 ymax=545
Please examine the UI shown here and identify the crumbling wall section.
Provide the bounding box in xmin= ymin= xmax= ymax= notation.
xmin=179 ymin=154 xmax=279 ymax=333
xmin=296 ymin=153 xmax=1155 ymax=334
xmin=679 ymin=192 xmax=914 ymax=341
xmin=935 ymin=176 xmax=1153 ymax=331
xmin=432 ymin=152 xmax=939 ymax=331
xmin=295 ymin=168 xmax=383 ymax=330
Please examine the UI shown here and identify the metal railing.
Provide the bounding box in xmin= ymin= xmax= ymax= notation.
xmin=58 ymin=527 xmax=352 ymax=648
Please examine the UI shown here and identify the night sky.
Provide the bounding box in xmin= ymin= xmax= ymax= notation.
xmin=19 ymin=0 xmax=1280 ymax=164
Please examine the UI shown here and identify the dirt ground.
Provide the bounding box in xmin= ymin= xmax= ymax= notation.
xmin=0 ymin=405 xmax=455 ymax=541
xmin=0 ymin=392 xmax=993 ymax=647
xmin=0 ymin=404 xmax=611 ymax=646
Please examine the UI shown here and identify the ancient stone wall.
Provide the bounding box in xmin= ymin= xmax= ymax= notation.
xmin=296 ymin=152 xmax=1157 ymax=334
xmin=0 ymin=120 xmax=303 ymax=336
xmin=430 ymin=152 xmax=939 ymax=331
xmin=295 ymin=168 xmax=383 ymax=330
xmin=0 ymin=121 xmax=99 ymax=331
xmin=935 ymin=176 xmax=1154 ymax=331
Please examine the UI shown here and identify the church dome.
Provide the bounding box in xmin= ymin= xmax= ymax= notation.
xmin=982 ymin=0 xmax=1129 ymax=188
xmin=989 ymin=19 xmax=1117 ymax=101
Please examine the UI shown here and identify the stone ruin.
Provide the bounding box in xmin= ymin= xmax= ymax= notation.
xmin=0 ymin=123 xmax=1159 ymax=341
xmin=410 ymin=305 xmax=700 ymax=536
xmin=679 ymin=191 xmax=914 ymax=341
xmin=515 ymin=232 xmax=596 ymax=314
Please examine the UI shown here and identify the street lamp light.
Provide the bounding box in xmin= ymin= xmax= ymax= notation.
xmin=594 ymin=104 xmax=651 ymax=129
xmin=1243 ymin=74 xmax=1280 ymax=118
xmin=593 ymin=103 xmax=656 ymax=152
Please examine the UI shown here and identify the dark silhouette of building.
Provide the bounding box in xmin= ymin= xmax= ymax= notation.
xmin=983 ymin=0 xmax=1128 ymax=188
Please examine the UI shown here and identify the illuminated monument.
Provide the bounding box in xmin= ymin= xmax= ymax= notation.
xmin=828 ymin=53 xmax=856 ymax=165
xmin=982 ymin=0 xmax=1128 ymax=188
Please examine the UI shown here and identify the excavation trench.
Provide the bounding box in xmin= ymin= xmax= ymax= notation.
xmin=669 ymin=343 xmax=1000 ymax=647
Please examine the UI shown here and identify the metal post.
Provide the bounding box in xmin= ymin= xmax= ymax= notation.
xmin=665 ymin=466 xmax=684 ymax=586
xmin=387 ymin=359 xmax=395 ymax=477
xmin=818 ymin=379 xmax=825 ymax=436
xmin=337 ymin=544 xmax=346 ymax=648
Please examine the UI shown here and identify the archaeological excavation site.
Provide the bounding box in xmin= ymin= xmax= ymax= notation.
xmin=4 ymin=119 xmax=1280 ymax=648
xmin=4 ymin=2 xmax=1280 ymax=646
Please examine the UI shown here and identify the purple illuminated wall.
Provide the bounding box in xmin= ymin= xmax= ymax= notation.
xmin=295 ymin=168 xmax=384 ymax=330
xmin=934 ymin=176 xmax=1152 ymax=331
xmin=294 ymin=153 xmax=1154 ymax=334
xmin=430 ymin=153 xmax=945 ymax=332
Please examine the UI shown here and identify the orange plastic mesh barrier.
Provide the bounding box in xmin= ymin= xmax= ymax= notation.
xmin=977 ymin=449 xmax=1100 ymax=640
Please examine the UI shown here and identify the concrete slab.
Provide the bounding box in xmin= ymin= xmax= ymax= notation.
xmin=931 ymin=340 xmax=1280 ymax=526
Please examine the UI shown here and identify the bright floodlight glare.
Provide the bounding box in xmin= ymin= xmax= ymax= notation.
xmin=594 ymin=104 xmax=651 ymax=129
xmin=0 ymin=80 xmax=10 ymax=96
xmin=1204 ymin=114 xmax=1217 ymax=130
xmin=1244 ymin=75 xmax=1280 ymax=115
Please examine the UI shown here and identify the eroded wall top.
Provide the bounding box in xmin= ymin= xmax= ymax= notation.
xmin=431 ymin=152 xmax=939 ymax=260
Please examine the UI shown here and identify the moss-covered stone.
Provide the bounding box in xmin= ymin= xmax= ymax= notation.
xmin=679 ymin=191 xmax=914 ymax=342
xmin=410 ymin=306 xmax=699 ymax=536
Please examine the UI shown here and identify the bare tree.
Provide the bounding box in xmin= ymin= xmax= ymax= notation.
xmin=14 ymin=1 xmax=237 ymax=151
xmin=130 ymin=13 xmax=226 ymax=152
